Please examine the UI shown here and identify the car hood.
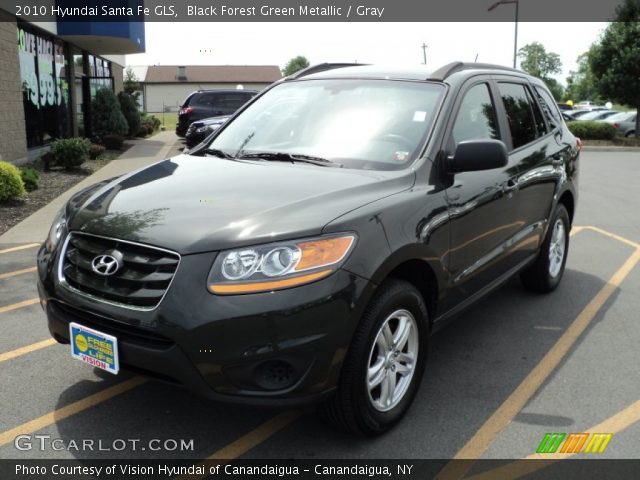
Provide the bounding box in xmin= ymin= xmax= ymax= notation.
xmin=67 ymin=155 xmax=414 ymax=254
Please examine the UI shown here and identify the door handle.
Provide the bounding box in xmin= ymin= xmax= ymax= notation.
xmin=503 ymin=177 xmax=518 ymax=194
xmin=551 ymin=154 xmax=564 ymax=167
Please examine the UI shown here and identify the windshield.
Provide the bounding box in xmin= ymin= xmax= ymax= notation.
xmin=206 ymin=79 xmax=445 ymax=170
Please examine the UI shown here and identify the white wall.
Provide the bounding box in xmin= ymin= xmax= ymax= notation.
xmin=143 ymin=83 xmax=271 ymax=112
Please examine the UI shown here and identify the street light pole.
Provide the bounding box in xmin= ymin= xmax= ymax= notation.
xmin=488 ymin=0 xmax=519 ymax=69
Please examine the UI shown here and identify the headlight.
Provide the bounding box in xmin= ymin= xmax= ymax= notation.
xmin=45 ymin=208 xmax=67 ymax=252
xmin=195 ymin=126 xmax=212 ymax=133
xmin=208 ymin=234 xmax=356 ymax=294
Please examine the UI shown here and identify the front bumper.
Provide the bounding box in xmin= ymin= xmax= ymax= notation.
xmin=38 ymin=244 xmax=371 ymax=406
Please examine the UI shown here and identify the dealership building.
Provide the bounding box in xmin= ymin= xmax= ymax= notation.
xmin=0 ymin=4 xmax=145 ymax=165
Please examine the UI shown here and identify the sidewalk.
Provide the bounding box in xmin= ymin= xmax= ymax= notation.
xmin=0 ymin=131 xmax=182 ymax=244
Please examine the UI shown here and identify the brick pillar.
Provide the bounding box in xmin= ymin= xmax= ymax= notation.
xmin=0 ymin=11 xmax=28 ymax=164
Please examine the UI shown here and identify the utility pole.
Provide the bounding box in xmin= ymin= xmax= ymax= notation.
xmin=421 ymin=43 xmax=428 ymax=65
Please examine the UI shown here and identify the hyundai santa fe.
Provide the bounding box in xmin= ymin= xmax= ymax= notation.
xmin=38 ymin=62 xmax=579 ymax=436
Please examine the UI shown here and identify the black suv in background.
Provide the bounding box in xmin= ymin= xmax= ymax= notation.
xmin=175 ymin=89 xmax=257 ymax=136
xmin=39 ymin=63 xmax=579 ymax=436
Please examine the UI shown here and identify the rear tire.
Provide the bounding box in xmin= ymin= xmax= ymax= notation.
xmin=520 ymin=204 xmax=570 ymax=293
xmin=318 ymin=279 xmax=429 ymax=436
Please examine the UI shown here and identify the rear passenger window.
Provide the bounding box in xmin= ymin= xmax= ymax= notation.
xmin=527 ymin=88 xmax=547 ymax=135
xmin=451 ymin=83 xmax=500 ymax=146
xmin=535 ymin=87 xmax=562 ymax=130
xmin=497 ymin=83 xmax=538 ymax=149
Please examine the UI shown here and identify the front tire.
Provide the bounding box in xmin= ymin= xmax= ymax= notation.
xmin=520 ymin=204 xmax=570 ymax=293
xmin=318 ymin=279 xmax=429 ymax=436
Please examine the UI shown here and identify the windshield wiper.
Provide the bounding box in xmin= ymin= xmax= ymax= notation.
xmin=238 ymin=152 xmax=343 ymax=167
xmin=204 ymin=148 xmax=235 ymax=160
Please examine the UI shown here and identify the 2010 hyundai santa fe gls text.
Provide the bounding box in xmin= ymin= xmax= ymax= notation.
xmin=38 ymin=62 xmax=579 ymax=436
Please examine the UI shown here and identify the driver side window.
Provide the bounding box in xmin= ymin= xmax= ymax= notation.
xmin=452 ymin=83 xmax=500 ymax=147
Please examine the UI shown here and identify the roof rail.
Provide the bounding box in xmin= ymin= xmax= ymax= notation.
xmin=428 ymin=62 xmax=523 ymax=81
xmin=287 ymin=63 xmax=365 ymax=80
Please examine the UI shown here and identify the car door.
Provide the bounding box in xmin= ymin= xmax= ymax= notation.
xmin=442 ymin=79 xmax=523 ymax=310
xmin=493 ymin=79 xmax=567 ymax=264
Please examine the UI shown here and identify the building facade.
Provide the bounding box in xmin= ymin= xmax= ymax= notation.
xmin=0 ymin=4 xmax=145 ymax=165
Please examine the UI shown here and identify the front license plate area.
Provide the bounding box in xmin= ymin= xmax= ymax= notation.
xmin=69 ymin=322 xmax=119 ymax=375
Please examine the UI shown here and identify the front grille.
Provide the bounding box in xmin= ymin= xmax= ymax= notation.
xmin=60 ymin=232 xmax=180 ymax=310
xmin=51 ymin=301 xmax=174 ymax=349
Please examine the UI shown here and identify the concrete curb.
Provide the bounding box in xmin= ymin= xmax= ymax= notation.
xmin=582 ymin=145 xmax=640 ymax=152
xmin=0 ymin=131 xmax=182 ymax=244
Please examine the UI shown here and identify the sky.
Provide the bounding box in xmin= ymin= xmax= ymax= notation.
xmin=126 ymin=22 xmax=608 ymax=85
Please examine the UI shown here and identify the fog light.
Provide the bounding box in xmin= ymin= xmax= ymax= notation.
xmin=254 ymin=360 xmax=296 ymax=390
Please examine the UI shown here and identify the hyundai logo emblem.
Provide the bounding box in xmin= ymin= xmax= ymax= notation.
xmin=91 ymin=254 xmax=121 ymax=276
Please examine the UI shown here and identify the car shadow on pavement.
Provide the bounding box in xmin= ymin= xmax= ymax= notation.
xmin=44 ymin=268 xmax=618 ymax=461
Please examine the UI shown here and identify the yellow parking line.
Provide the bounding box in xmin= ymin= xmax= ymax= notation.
xmin=176 ymin=410 xmax=303 ymax=480
xmin=0 ymin=376 xmax=147 ymax=448
xmin=0 ymin=298 xmax=40 ymax=314
xmin=0 ymin=243 xmax=40 ymax=254
xmin=0 ymin=267 xmax=37 ymax=281
xmin=466 ymin=397 xmax=640 ymax=480
xmin=584 ymin=226 xmax=640 ymax=250
xmin=570 ymin=225 xmax=585 ymax=236
xmin=0 ymin=339 xmax=57 ymax=363
xmin=435 ymin=248 xmax=640 ymax=480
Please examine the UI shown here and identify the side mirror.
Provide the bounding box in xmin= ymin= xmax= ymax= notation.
xmin=449 ymin=139 xmax=508 ymax=173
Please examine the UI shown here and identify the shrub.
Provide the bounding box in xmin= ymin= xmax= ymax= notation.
xmin=566 ymin=121 xmax=616 ymax=140
xmin=89 ymin=143 xmax=106 ymax=159
xmin=102 ymin=134 xmax=125 ymax=150
xmin=117 ymin=91 xmax=141 ymax=137
xmin=0 ymin=161 xmax=26 ymax=201
xmin=52 ymin=138 xmax=90 ymax=169
xmin=20 ymin=167 xmax=40 ymax=191
xmin=91 ymin=88 xmax=128 ymax=137
xmin=149 ymin=115 xmax=161 ymax=130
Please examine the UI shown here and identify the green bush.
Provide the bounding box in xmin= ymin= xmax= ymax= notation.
xmin=20 ymin=167 xmax=40 ymax=191
xmin=117 ymin=92 xmax=141 ymax=137
xmin=52 ymin=138 xmax=90 ymax=169
xmin=0 ymin=161 xmax=26 ymax=201
xmin=91 ymin=88 xmax=128 ymax=137
xmin=566 ymin=121 xmax=616 ymax=140
xmin=89 ymin=143 xmax=106 ymax=159
xmin=102 ymin=134 xmax=125 ymax=150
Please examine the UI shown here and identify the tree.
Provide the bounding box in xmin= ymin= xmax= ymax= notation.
xmin=518 ymin=42 xmax=562 ymax=79
xmin=123 ymin=67 xmax=141 ymax=105
xmin=118 ymin=91 xmax=141 ymax=137
xmin=91 ymin=88 xmax=128 ymax=137
xmin=518 ymin=42 xmax=564 ymax=100
xmin=565 ymin=47 xmax=601 ymax=103
xmin=589 ymin=0 xmax=640 ymax=137
xmin=282 ymin=56 xmax=310 ymax=76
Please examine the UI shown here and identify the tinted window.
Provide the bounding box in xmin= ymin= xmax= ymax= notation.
xmin=535 ymin=86 xmax=562 ymax=130
xmin=195 ymin=93 xmax=220 ymax=106
xmin=451 ymin=83 xmax=499 ymax=146
xmin=498 ymin=83 xmax=538 ymax=149
xmin=527 ymin=88 xmax=547 ymax=135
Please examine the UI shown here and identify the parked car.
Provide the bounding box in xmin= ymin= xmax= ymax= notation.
xmin=563 ymin=109 xmax=592 ymax=120
xmin=39 ymin=62 xmax=579 ymax=436
xmin=603 ymin=111 xmax=637 ymax=137
xmin=575 ymin=110 xmax=618 ymax=121
xmin=557 ymin=102 xmax=574 ymax=111
xmin=176 ymin=89 xmax=257 ymax=137
xmin=185 ymin=115 xmax=230 ymax=148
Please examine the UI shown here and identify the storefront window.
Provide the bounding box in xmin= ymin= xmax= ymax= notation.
xmin=17 ymin=23 xmax=71 ymax=147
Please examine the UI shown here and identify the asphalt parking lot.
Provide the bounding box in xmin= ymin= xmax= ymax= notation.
xmin=1 ymin=150 xmax=639 ymax=477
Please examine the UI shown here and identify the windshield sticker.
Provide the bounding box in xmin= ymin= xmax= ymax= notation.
xmin=394 ymin=151 xmax=410 ymax=163
xmin=413 ymin=111 xmax=427 ymax=122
